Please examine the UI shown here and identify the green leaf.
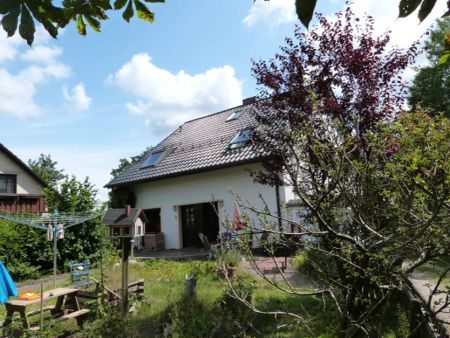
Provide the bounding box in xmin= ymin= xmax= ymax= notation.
xmin=134 ymin=0 xmax=154 ymax=23
xmin=114 ymin=0 xmax=127 ymax=10
xmin=85 ymin=15 xmax=101 ymax=32
xmin=122 ymin=0 xmax=134 ymax=22
xmin=77 ymin=14 xmax=86 ymax=35
xmin=418 ymin=0 xmax=437 ymax=22
xmin=1 ymin=6 xmax=20 ymax=37
xmin=41 ymin=19 xmax=58 ymax=38
xmin=438 ymin=51 xmax=450 ymax=65
xmin=19 ymin=4 xmax=35 ymax=45
xmin=295 ymin=0 xmax=317 ymax=29
xmin=0 ymin=0 xmax=15 ymax=15
xmin=398 ymin=0 xmax=422 ymax=18
xmin=95 ymin=0 xmax=112 ymax=10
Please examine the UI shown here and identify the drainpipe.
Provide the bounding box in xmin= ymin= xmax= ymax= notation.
xmin=275 ymin=182 xmax=283 ymax=233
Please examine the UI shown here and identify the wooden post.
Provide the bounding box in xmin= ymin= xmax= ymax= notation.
xmin=121 ymin=238 xmax=130 ymax=317
xmin=39 ymin=281 xmax=44 ymax=330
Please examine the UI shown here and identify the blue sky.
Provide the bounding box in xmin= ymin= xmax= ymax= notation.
xmin=1 ymin=0 xmax=446 ymax=200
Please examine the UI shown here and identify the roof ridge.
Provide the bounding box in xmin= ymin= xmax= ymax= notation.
xmin=182 ymin=101 xmax=253 ymax=125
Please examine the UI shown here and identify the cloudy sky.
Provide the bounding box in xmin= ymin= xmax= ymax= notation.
xmin=1 ymin=0 xmax=446 ymax=200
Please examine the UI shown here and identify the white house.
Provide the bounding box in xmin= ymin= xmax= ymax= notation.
xmin=106 ymin=98 xmax=300 ymax=250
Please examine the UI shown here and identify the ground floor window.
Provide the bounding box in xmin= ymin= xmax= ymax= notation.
xmin=144 ymin=208 xmax=161 ymax=233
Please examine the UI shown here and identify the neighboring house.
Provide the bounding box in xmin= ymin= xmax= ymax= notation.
xmin=0 ymin=143 xmax=46 ymax=213
xmin=106 ymin=98 xmax=299 ymax=250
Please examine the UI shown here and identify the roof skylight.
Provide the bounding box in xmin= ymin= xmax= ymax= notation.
xmin=226 ymin=110 xmax=242 ymax=121
xmin=141 ymin=150 xmax=165 ymax=168
xmin=229 ymin=128 xmax=253 ymax=149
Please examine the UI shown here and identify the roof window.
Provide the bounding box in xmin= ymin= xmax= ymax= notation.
xmin=226 ymin=110 xmax=242 ymax=121
xmin=141 ymin=150 xmax=165 ymax=168
xmin=229 ymin=128 xmax=253 ymax=149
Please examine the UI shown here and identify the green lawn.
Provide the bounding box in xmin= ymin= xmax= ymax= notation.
xmin=1 ymin=259 xmax=409 ymax=337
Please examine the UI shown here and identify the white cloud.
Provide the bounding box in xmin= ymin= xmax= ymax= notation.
xmin=351 ymin=0 xmax=447 ymax=51
xmin=0 ymin=26 xmax=71 ymax=117
xmin=243 ymin=0 xmax=296 ymax=27
xmin=108 ymin=53 xmax=243 ymax=134
xmin=63 ymin=83 xmax=92 ymax=112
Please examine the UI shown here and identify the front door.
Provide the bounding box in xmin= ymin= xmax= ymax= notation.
xmin=181 ymin=202 xmax=219 ymax=248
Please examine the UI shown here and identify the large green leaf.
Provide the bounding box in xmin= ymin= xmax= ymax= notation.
xmin=134 ymin=0 xmax=154 ymax=23
xmin=85 ymin=15 xmax=101 ymax=32
xmin=122 ymin=0 xmax=134 ymax=22
xmin=418 ymin=0 xmax=437 ymax=22
xmin=19 ymin=4 xmax=35 ymax=45
xmin=77 ymin=14 xmax=86 ymax=35
xmin=295 ymin=0 xmax=317 ymax=28
xmin=438 ymin=51 xmax=450 ymax=64
xmin=399 ymin=0 xmax=422 ymax=18
xmin=114 ymin=0 xmax=127 ymax=10
xmin=0 ymin=0 xmax=16 ymax=15
xmin=1 ymin=6 xmax=20 ymax=37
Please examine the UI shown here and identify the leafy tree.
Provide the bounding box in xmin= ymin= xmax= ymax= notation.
xmin=227 ymin=8 xmax=450 ymax=336
xmin=0 ymin=0 xmax=165 ymax=45
xmin=409 ymin=17 xmax=450 ymax=115
xmin=109 ymin=147 xmax=151 ymax=208
xmin=44 ymin=175 xmax=107 ymax=268
xmin=28 ymin=153 xmax=66 ymax=188
xmin=294 ymin=0 xmax=450 ymax=64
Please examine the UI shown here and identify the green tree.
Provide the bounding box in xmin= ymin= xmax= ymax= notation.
xmin=409 ymin=17 xmax=450 ymax=115
xmin=44 ymin=175 xmax=107 ymax=268
xmin=108 ymin=147 xmax=151 ymax=208
xmin=0 ymin=0 xmax=164 ymax=45
xmin=28 ymin=153 xmax=66 ymax=188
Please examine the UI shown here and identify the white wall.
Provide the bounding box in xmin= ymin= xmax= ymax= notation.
xmin=133 ymin=163 xmax=283 ymax=249
xmin=0 ymin=150 xmax=43 ymax=195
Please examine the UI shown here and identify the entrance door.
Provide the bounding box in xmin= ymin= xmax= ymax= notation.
xmin=181 ymin=202 xmax=219 ymax=248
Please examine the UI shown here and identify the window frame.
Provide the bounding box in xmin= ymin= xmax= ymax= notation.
xmin=229 ymin=128 xmax=254 ymax=149
xmin=141 ymin=150 xmax=166 ymax=169
xmin=0 ymin=174 xmax=17 ymax=194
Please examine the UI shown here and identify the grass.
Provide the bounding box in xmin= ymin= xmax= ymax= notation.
xmin=0 ymin=259 xmax=410 ymax=337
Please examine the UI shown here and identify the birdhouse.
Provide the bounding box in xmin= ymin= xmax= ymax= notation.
xmin=102 ymin=206 xmax=147 ymax=238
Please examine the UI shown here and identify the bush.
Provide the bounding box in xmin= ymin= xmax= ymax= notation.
xmin=293 ymin=247 xmax=337 ymax=280
xmin=7 ymin=261 xmax=41 ymax=281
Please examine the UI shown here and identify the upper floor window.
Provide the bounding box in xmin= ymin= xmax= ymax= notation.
xmin=229 ymin=128 xmax=254 ymax=149
xmin=0 ymin=174 xmax=17 ymax=194
xmin=141 ymin=150 xmax=165 ymax=168
xmin=226 ymin=110 xmax=242 ymax=121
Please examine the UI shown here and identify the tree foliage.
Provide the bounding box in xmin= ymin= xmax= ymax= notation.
xmin=409 ymin=17 xmax=450 ymax=115
xmin=229 ymin=8 xmax=450 ymax=336
xmin=108 ymin=147 xmax=151 ymax=208
xmin=0 ymin=0 xmax=165 ymax=45
xmin=295 ymin=0 xmax=449 ymax=28
xmin=28 ymin=153 xmax=66 ymax=188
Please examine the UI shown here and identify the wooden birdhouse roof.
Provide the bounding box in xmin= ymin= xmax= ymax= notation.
xmin=101 ymin=207 xmax=147 ymax=226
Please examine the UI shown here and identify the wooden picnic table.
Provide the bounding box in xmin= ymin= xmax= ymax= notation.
xmin=2 ymin=287 xmax=89 ymax=330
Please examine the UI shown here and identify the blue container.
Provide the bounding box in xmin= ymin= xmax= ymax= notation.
xmin=70 ymin=261 xmax=90 ymax=285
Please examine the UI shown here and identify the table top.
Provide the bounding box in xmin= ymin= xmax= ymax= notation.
xmin=6 ymin=288 xmax=79 ymax=307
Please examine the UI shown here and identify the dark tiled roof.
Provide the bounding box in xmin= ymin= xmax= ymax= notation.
xmin=0 ymin=143 xmax=46 ymax=187
xmin=102 ymin=208 xmax=145 ymax=225
xmin=106 ymin=102 xmax=265 ymax=187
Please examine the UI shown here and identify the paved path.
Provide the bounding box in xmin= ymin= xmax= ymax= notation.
xmin=409 ymin=266 xmax=450 ymax=334
xmin=241 ymin=256 xmax=315 ymax=288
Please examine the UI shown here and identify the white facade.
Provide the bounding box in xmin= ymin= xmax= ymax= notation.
xmin=133 ymin=162 xmax=288 ymax=249
xmin=0 ymin=149 xmax=43 ymax=195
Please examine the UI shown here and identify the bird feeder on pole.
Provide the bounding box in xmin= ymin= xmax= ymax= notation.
xmin=102 ymin=206 xmax=146 ymax=316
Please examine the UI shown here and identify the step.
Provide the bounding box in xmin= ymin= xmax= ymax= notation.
xmin=26 ymin=305 xmax=55 ymax=317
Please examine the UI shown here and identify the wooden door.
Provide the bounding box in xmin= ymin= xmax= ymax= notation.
xmin=181 ymin=204 xmax=203 ymax=248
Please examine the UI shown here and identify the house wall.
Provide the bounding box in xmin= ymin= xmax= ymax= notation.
xmin=0 ymin=150 xmax=43 ymax=195
xmin=133 ymin=163 xmax=286 ymax=249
